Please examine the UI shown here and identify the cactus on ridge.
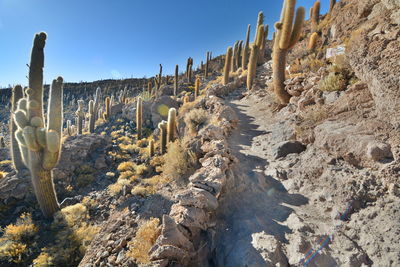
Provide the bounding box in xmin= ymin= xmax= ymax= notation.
xmin=174 ymin=64 xmax=179 ymax=96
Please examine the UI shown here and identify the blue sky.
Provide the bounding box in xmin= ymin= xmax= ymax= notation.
xmin=0 ymin=0 xmax=330 ymax=87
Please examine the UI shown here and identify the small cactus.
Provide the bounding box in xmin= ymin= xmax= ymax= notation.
xmin=308 ymin=32 xmax=319 ymax=50
xmin=223 ymin=47 xmax=233 ymax=85
xmin=158 ymin=121 xmax=167 ymax=154
xmin=167 ymin=108 xmax=176 ymax=143
xmin=272 ymin=0 xmax=305 ymax=104
xmin=174 ymin=64 xmax=179 ymax=96
xmin=76 ymin=100 xmax=85 ymax=135
xmin=0 ymin=136 xmax=5 ymax=148
xmin=149 ymin=139 xmax=155 ymax=157
xmin=136 ymin=97 xmax=143 ymax=140
xmin=12 ymin=32 xmax=63 ymax=217
xmin=104 ymin=96 xmax=111 ymax=120
xmin=195 ymin=77 xmax=201 ymax=99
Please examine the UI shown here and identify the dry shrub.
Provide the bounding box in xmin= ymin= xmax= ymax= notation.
xmin=318 ymin=72 xmax=347 ymax=91
xmin=0 ymin=213 xmax=38 ymax=263
xmin=127 ymin=218 xmax=160 ymax=263
xmin=162 ymin=140 xmax=197 ymax=183
xmin=184 ymin=108 xmax=209 ymax=134
xmin=301 ymin=54 xmax=325 ymax=72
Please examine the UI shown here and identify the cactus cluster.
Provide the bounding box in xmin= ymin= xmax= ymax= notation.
xmin=272 ymin=0 xmax=305 ymax=104
xmin=12 ymin=32 xmax=63 ymax=217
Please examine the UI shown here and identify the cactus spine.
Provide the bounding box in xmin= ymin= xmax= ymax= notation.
xmin=223 ymin=47 xmax=233 ymax=85
xmin=76 ymin=100 xmax=85 ymax=134
xmin=149 ymin=139 xmax=155 ymax=157
xmin=242 ymin=25 xmax=251 ymax=70
xmin=174 ymin=65 xmax=179 ymax=96
xmin=136 ymin=97 xmax=143 ymax=140
xmin=308 ymin=32 xmax=318 ymax=50
xmin=13 ymin=32 xmax=63 ymax=217
xmin=273 ymin=0 xmax=305 ymax=104
xmin=10 ymin=85 xmax=26 ymax=172
xmin=158 ymin=121 xmax=167 ymax=154
xmin=195 ymin=77 xmax=200 ymax=99
xmin=167 ymin=108 xmax=176 ymax=143
xmin=311 ymin=1 xmax=320 ymax=32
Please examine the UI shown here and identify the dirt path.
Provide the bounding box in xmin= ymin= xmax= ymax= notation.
xmin=212 ymin=89 xmax=308 ymax=266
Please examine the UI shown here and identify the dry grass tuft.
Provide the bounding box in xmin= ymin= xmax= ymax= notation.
xmin=184 ymin=108 xmax=209 ymax=134
xmin=127 ymin=218 xmax=160 ymax=263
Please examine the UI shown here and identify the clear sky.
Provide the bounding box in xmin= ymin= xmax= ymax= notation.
xmin=0 ymin=0 xmax=330 ymax=87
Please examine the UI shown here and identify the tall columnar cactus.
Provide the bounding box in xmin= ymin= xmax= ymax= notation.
xmin=158 ymin=121 xmax=167 ymax=154
xmin=232 ymin=41 xmax=239 ymax=72
xmin=12 ymin=32 xmax=63 ymax=217
xmin=157 ymin=64 xmax=162 ymax=90
xmin=255 ymin=11 xmax=264 ymax=41
xmin=174 ymin=65 xmax=179 ymax=96
xmin=329 ymin=0 xmax=336 ymax=13
xmin=258 ymin=24 xmax=269 ymax=64
xmin=136 ymin=97 xmax=143 ymax=140
xmin=66 ymin=120 xmax=72 ymax=136
xmin=308 ymin=32 xmax=318 ymax=50
xmin=93 ymin=87 xmax=101 ymax=122
xmin=205 ymin=51 xmax=210 ymax=78
xmin=273 ymin=0 xmax=305 ymax=104
xmin=149 ymin=139 xmax=155 ymax=157
xmin=76 ymin=100 xmax=85 ymax=135
xmin=223 ymin=47 xmax=233 ymax=85
xmin=10 ymin=85 xmax=26 ymax=173
xmin=167 ymin=108 xmax=176 ymax=143
xmin=88 ymin=100 xmax=95 ymax=133
xmin=186 ymin=57 xmax=193 ymax=84
xmin=195 ymin=77 xmax=200 ymax=99
xmin=242 ymin=24 xmax=251 ymax=70
xmin=311 ymin=1 xmax=320 ymax=32
xmin=104 ymin=97 xmax=111 ymax=120
xmin=247 ymin=25 xmax=264 ymax=90
xmin=148 ymin=81 xmax=152 ymax=96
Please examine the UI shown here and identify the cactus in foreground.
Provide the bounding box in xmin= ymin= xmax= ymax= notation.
xmin=195 ymin=77 xmax=200 ymax=99
xmin=308 ymin=32 xmax=319 ymax=50
xmin=158 ymin=121 xmax=167 ymax=154
xmin=10 ymin=85 xmax=26 ymax=172
xmin=273 ymin=0 xmax=305 ymax=104
xmin=12 ymin=32 xmax=63 ymax=217
xmin=311 ymin=1 xmax=320 ymax=32
xmin=242 ymin=24 xmax=251 ymax=70
xmin=149 ymin=139 xmax=155 ymax=157
xmin=76 ymin=100 xmax=85 ymax=134
xmin=167 ymin=108 xmax=176 ymax=143
xmin=136 ymin=97 xmax=143 ymax=140
xmin=223 ymin=47 xmax=233 ymax=85
xmin=174 ymin=64 xmax=179 ymax=96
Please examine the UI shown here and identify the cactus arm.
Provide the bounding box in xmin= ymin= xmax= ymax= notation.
xmin=288 ymin=7 xmax=305 ymax=49
xmin=279 ymin=0 xmax=296 ymax=50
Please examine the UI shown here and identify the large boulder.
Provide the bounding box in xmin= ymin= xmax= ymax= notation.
xmin=150 ymin=96 xmax=179 ymax=126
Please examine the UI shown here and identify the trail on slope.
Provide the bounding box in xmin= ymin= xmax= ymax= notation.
xmin=212 ymin=90 xmax=308 ymax=267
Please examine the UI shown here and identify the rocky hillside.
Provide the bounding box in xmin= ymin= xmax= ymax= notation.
xmin=0 ymin=0 xmax=399 ymax=266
